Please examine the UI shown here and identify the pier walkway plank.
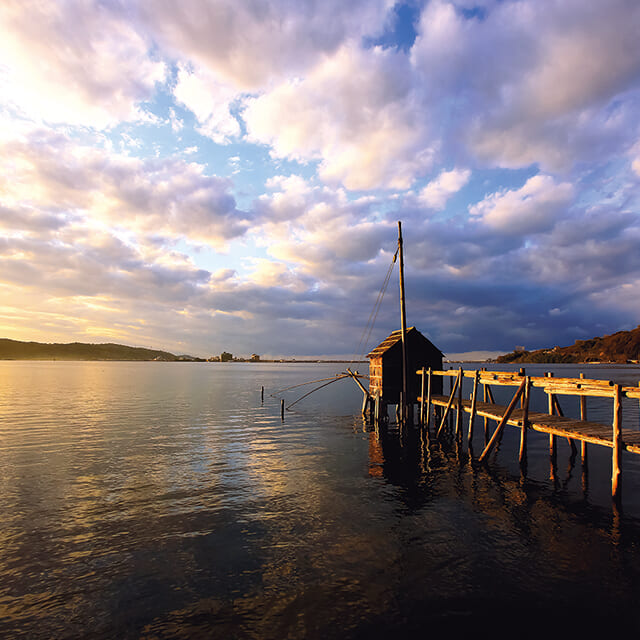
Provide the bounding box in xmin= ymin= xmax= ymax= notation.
xmin=428 ymin=394 xmax=640 ymax=455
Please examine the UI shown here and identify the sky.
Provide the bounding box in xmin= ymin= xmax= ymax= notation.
xmin=1 ymin=0 xmax=640 ymax=360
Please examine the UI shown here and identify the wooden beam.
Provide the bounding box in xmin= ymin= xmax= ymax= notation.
xmin=551 ymin=395 xmax=578 ymax=455
xmin=455 ymin=367 xmax=463 ymax=437
xmin=580 ymin=373 xmax=588 ymax=466
xmin=419 ymin=368 xmax=426 ymax=425
xmin=436 ymin=367 xmax=462 ymax=438
xmin=519 ymin=377 xmax=530 ymax=466
xmin=546 ymin=372 xmax=557 ymax=461
xmin=468 ymin=369 xmax=479 ymax=442
xmin=612 ymin=384 xmax=622 ymax=499
xmin=426 ymin=368 xmax=433 ymax=430
xmin=479 ymin=377 xmax=527 ymax=462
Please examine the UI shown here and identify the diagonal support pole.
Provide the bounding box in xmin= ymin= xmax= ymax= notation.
xmin=437 ymin=369 xmax=462 ymax=438
xmin=478 ymin=377 xmax=527 ymax=462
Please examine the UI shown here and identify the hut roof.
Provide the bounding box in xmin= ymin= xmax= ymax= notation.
xmin=366 ymin=327 xmax=444 ymax=359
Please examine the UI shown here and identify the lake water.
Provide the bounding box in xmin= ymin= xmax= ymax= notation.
xmin=1 ymin=361 xmax=640 ymax=638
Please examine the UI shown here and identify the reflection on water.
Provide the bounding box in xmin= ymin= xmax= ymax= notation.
xmin=0 ymin=361 xmax=640 ymax=638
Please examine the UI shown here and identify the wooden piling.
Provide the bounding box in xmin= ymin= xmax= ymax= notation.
xmin=437 ymin=368 xmax=461 ymax=438
xmin=261 ymin=386 xmax=264 ymax=403
xmin=519 ymin=377 xmax=530 ymax=467
xmin=482 ymin=368 xmax=489 ymax=442
xmin=478 ymin=377 xmax=526 ymax=462
xmin=426 ymin=368 xmax=433 ymax=430
xmin=612 ymin=384 xmax=622 ymax=499
xmin=281 ymin=398 xmax=285 ymax=420
xmin=421 ymin=366 xmax=640 ymax=509
xmin=546 ymin=372 xmax=557 ymax=462
xmin=420 ymin=368 xmax=426 ymax=425
xmin=468 ymin=369 xmax=479 ymax=442
xmin=579 ymin=373 xmax=588 ymax=466
xmin=455 ymin=367 xmax=463 ymax=437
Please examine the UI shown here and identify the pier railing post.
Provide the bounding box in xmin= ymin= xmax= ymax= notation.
xmin=426 ymin=368 xmax=432 ymax=430
xmin=437 ymin=369 xmax=461 ymax=438
xmin=419 ymin=368 xmax=426 ymax=425
xmin=580 ymin=373 xmax=588 ymax=467
xmin=546 ymin=372 xmax=557 ymax=477
xmin=478 ymin=377 xmax=526 ymax=463
xmin=455 ymin=367 xmax=463 ymax=438
xmin=468 ymin=369 xmax=479 ymax=444
xmin=612 ymin=383 xmax=622 ymax=500
xmin=519 ymin=376 xmax=530 ymax=467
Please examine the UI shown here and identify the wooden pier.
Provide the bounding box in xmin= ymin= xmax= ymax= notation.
xmin=415 ymin=367 xmax=640 ymax=500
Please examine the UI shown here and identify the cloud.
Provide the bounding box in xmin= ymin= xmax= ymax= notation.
xmin=245 ymin=44 xmax=434 ymax=190
xmin=0 ymin=126 xmax=249 ymax=248
xmin=137 ymin=0 xmax=394 ymax=90
xmin=173 ymin=65 xmax=240 ymax=143
xmin=0 ymin=0 xmax=165 ymax=127
xmin=412 ymin=0 xmax=640 ymax=172
xmin=469 ymin=175 xmax=574 ymax=234
xmin=418 ymin=168 xmax=471 ymax=209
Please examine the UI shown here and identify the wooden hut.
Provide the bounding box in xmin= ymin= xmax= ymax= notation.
xmin=367 ymin=327 xmax=443 ymax=405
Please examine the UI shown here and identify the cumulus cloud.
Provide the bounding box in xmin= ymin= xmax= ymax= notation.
xmin=418 ymin=168 xmax=471 ymax=210
xmin=412 ymin=0 xmax=640 ymax=172
xmin=469 ymin=174 xmax=574 ymax=234
xmin=0 ymin=0 xmax=165 ymax=127
xmin=245 ymin=44 xmax=434 ymax=190
xmin=0 ymin=127 xmax=249 ymax=248
xmin=173 ymin=65 xmax=240 ymax=143
xmin=3 ymin=0 xmax=640 ymax=358
xmin=137 ymin=0 xmax=394 ymax=90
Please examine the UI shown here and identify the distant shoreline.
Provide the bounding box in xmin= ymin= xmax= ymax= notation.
xmin=0 ymin=357 xmax=368 ymax=363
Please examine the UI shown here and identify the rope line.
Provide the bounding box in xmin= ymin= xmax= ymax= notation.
xmin=269 ymin=375 xmax=345 ymax=398
xmin=286 ymin=375 xmax=349 ymax=410
xmin=352 ymin=248 xmax=398 ymax=362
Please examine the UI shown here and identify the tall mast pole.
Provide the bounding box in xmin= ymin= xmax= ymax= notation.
xmin=398 ymin=221 xmax=408 ymax=424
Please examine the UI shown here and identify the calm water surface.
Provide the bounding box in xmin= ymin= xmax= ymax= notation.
xmin=1 ymin=361 xmax=640 ymax=638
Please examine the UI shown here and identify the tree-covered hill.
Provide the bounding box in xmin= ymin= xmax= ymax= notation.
xmin=497 ymin=326 xmax=640 ymax=364
xmin=0 ymin=339 xmax=203 ymax=361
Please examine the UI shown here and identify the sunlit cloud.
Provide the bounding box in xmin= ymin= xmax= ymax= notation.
xmin=1 ymin=0 xmax=640 ymax=357
xmin=0 ymin=0 xmax=165 ymax=128
xmin=419 ymin=168 xmax=471 ymax=210
xmin=469 ymin=175 xmax=574 ymax=234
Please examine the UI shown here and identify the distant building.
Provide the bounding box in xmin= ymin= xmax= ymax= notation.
xmin=220 ymin=351 xmax=233 ymax=362
xmin=515 ymin=345 xmax=526 ymax=352
xmin=251 ymin=354 xmax=260 ymax=361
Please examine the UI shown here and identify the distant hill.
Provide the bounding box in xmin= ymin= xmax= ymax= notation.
xmin=0 ymin=339 xmax=204 ymax=361
xmin=497 ymin=326 xmax=640 ymax=364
